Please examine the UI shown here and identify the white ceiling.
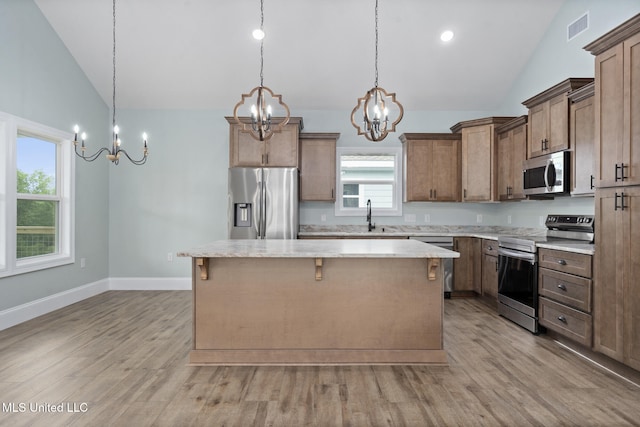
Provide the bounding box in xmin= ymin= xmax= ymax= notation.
xmin=34 ymin=0 xmax=565 ymax=112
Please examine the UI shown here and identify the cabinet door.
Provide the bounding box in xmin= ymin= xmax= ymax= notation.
xmin=431 ymin=139 xmax=460 ymax=201
xmin=453 ymin=237 xmax=480 ymax=292
xmin=299 ymin=137 xmax=336 ymax=201
xmin=547 ymin=95 xmax=570 ymax=153
xmin=482 ymin=253 xmax=498 ymax=299
xmin=623 ymin=187 xmax=640 ymax=370
xmin=571 ymin=96 xmax=595 ymax=195
xmin=405 ymin=140 xmax=432 ymax=201
xmin=594 ymin=44 xmax=624 ymax=188
xmin=462 ymin=125 xmax=495 ymax=202
xmin=623 ymin=33 xmax=640 ymax=187
xmin=230 ymin=125 xmax=266 ymax=166
xmin=510 ymin=123 xmax=527 ymax=200
xmin=264 ymin=125 xmax=299 ymax=167
xmin=497 ymin=130 xmax=512 ymax=200
xmin=528 ymin=103 xmax=547 ymax=158
xmin=593 ymin=188 xmax=625 ymax=362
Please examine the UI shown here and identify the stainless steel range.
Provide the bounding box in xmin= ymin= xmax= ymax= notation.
xmin=497 ymin=215 xmax=594 ymax=333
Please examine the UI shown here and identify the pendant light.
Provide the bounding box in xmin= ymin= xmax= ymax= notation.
xmin=232 ymin=0 xmax=290 ymax=142
xmin=351 ymin=0 xmax=404 ymax=142
xmin=73 ymin=0 xmax=148 ymax=165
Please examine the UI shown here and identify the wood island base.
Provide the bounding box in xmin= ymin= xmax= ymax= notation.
xmin=189 ymin=255 xmax=447 ymax=366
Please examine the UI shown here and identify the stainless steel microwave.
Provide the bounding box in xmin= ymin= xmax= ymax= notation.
xmin=523 ymin=151 xmax=570 ymax=196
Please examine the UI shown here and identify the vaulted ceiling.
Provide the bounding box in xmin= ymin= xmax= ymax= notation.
xmin=34 ymin=0 xmax=565 ymax=112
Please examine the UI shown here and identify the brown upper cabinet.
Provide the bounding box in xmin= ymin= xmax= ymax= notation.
xmin=496 ymin=116 xmax=527 ymax=201
xmin=585 ymin=15 xmax=640 ymax=188
xmin=299 ymin=132 xmax=339 ymax=201
xmin=568 ymin=82 xmax=595 ymax=196
xmin=226 ymin=117 xmax=304 ymax=167
xmin=451 ymin=117 xmax=515 ymax=202
xmin=399 ymin=133 xmax=461 ymax=202
xmin=522 ymin=78 xmax=593 ymax=159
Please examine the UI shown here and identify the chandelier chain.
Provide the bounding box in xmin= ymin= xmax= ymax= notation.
xmin=112 ymin=0 xmax=117 ymax=129
xmin=374 ymin=0 xmax=379 ymax=87
xmin=259 ymin=0 xmax=264 ymax=87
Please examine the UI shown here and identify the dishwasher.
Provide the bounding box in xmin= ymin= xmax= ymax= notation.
xmin=410 ymin=236 xmax=454 ymax=298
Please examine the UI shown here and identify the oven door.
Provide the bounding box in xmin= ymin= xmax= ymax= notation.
xmin=497 ymin=247 xmax=538 ymax=317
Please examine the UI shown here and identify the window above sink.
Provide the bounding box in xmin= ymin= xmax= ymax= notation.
xmin=335 ymin=147 xmax=402 ymax=217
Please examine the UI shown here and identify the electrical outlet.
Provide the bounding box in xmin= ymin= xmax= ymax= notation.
xmin=320 ymin=214 xmax=327 ymax=222
xmin=167 ymin=252 xmax=173 ymax=262
xmin=507 ymin=215 xmax=512 ymax=225
xmin=80 ymin=258 xmax=86 ymax=268
xmin=405 ymin=213 xmax=416 ymax=223
xmin=424 ymin=214 xmax=431 ymax=223
xmin=539 ymin=215 xmax=545 ymax=226
xmin=476 ymin=214 xmax=483 ymax=223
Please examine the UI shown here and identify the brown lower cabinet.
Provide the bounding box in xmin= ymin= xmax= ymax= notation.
xmin=538 ymin=248 xmax=593 ymax=347
xmin=481 ymin=239 xmax=498 ymax=300
xmin=453 ymin=237 xmax=481 ymax=294
xmin=593 ymin=186 xmax=640 ymax=371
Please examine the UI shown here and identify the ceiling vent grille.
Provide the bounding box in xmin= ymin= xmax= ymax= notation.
xmin=567 ymin=12 xmax=589 ymax=41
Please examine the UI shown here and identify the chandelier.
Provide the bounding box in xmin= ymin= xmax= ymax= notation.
xmin=351 ymin=0 xmax=404 ymax=142
xmin=232 ymin=0 xmax=290 ymax=142
xmin=73 ymin=0 xmax=148 ymax=165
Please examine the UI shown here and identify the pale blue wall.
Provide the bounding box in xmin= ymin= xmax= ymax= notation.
xmin=0 ymin=0 xmax=110 ymax=310
xmin=3 ymin=0 xmax=639 ymax=286
xmin=107 ymin=1 xmax=640 ymax=278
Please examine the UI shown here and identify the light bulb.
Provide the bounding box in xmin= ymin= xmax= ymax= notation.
xmin=252 ymin=29 xmax=265 ymax=40
xmin=142 ymin=132 xmax=147 ymax=142
xmin=73 ymin=124 xmax=80 ymax=133
xmin=113 ymin=125 xmax=120 ymax=134
xmin=81 ymin=132 xmax=87 ymax=141
xmin=440 ymin=30 xmax=454 ymax=42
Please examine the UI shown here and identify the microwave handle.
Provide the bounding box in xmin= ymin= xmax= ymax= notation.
xmin=544 ymin=159 xmax=556 ymax=191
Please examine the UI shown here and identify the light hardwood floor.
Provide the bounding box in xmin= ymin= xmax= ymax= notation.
xmin=1 ymin=291 xmax=639 ymax=426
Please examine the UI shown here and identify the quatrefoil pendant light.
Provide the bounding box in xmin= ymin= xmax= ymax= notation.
xmin=351 ymin=0 xmax=404 ymax=142
xmin=232 ymin=0 xmax=290 ymax=142
xmin=73 ymin=0 xmax=148 ymax=165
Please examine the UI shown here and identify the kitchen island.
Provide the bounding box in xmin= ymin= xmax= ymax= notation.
xmin=177 ymin=239 xmax=459 ymax=365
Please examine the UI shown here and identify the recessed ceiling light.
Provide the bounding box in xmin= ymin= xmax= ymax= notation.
xmin=440 ymin=30 xmax=454 ymax=42
xmin=252 ymin=29 xmax=265 ymax=40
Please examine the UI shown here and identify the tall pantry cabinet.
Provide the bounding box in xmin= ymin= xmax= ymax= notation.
xmin=585 ymin=13 xmax=640 ymax=371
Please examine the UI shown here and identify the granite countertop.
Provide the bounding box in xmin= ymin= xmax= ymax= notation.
xmin=177 ymin=239 xmax=460 ymax=259
xmin=298 ymin=225 xmax=595 ymax=255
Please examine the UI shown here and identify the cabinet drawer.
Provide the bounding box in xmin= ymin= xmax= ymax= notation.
xmin=482 ymin=239 xmax=499 ymax=256
xmin=539 ymin=297 xmax=592 ymax=347
xmin=539 ymin=268 xmax=592 ymax=312
xmin=538 ymin=248 xmax=592 ymax=278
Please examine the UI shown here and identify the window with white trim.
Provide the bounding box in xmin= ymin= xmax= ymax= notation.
xmin=335 ymin=147 xmax=402 ymax=217
xmin=0 ymin=112 xmax=74 ymax=277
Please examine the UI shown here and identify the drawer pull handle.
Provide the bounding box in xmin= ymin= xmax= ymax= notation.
xmin=557 ymin=259 xmax=567 ymax=266
xmin=557 ymin=283 xmax=567 ymax=291
xmin=557 ymin=315 xmax=567 ymax=323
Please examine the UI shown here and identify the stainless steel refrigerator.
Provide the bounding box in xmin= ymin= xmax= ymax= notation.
xmin=228 ymin=167 xmax=299 ymax=239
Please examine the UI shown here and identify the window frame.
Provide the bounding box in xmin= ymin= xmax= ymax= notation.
xmin=0 ymin=112 xmax=75 ymax=277
xmin=334 ymin=146 xmax=403 ymax=217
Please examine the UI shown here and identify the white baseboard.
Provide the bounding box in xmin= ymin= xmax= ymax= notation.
xmin=0 ymin=278 xmax=110 ymax=331
xmin=0 ymin=277 xmax=191 ymax=331
xmin=108 ymin=277 xmax=191 ymax=291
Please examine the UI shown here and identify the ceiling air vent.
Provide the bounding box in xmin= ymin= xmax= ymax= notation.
xmin=567 ymin=12 xmax=589 ymax=41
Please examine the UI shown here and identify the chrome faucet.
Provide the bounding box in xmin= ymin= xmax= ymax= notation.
xmin=366 ymin=199 xmax=375 ymax=232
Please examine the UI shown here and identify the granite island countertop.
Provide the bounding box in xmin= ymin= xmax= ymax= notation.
xmin=177 ymin=238 xmax=460 ymax=259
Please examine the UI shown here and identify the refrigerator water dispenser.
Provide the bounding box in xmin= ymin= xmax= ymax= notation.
xmin=234 ymin=203 xmax=252 ymax=227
